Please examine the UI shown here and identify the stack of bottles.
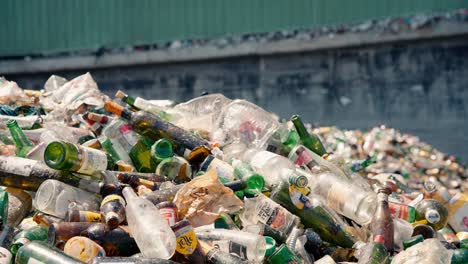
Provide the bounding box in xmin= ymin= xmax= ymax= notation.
xmin=0 ymin=73 xmax=466 ymax=264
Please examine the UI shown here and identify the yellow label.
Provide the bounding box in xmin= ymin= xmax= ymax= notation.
xmin=83 ymin=211 xmax=102 ymax=223
xmin=101 ymin=195 xmax=126 ymax=207
xmin=412 ymin=219 xmax=429 ymax=226
xmin=175 ymin=225 xmax=197 ymax=255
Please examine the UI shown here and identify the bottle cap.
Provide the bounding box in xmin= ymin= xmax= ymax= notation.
xmin=264 ymin=236 xmax=276 ymax=257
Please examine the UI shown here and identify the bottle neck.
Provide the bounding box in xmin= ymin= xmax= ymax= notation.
xmin=122 ymin=94 xmax=136 ymax=107
xmin=7 ymin=121 xmax=33 ymax=148
xmin=291 ymin=115 xmax=309 ymax=139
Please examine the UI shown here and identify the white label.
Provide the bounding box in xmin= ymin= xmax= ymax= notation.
xmin=0 ymin=156 xmax=37 ymax=176
xmin=120 ymin=126 xmax=139 ymax=146
xmin=77 ymin=147 xmax=108 ymax=175
xmin=425 ymin=210 xmax=441 ymax=224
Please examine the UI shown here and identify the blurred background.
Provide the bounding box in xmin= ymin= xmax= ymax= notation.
xmin=1 ymin=0 xmax=467 ymax=160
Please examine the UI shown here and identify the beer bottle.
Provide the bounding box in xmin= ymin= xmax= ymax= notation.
xmin=66 ymin=209 xmax=103 ymax=223
xmin=6 ymin=119 xmax=34 ymax=158
xmin=156 ymin=157 xmax=192 ymax=184
xmin=100 ymin=195 xmax=126 ymax=229
xmin=290 ymin=115 xmax=326 ymax=156
xmin=269 ymin=179 xmax=356 ymax=248
xmin=32 ymin=212 xmax=63 ymax=227
xmin=414 ymin=199 xmax=449 ymax=230
xmin=44 ymin=141 xmax=115 ymax=176
xmin=64 ymin=236 xmax=106 ymax=263
xmin=151 ymin=139 xmax=174 ymax=164
xmin=10 ymin=225 xmax=49 ymax=254
xmin=15 ymin=241 xmax=83 ymax=264
xmin=82 ymin=223 xmax=140 ymax=257
xmin=116 ymin=90 xmax=168 ymax=117
xmin=48 ymin=222 xmax=95 ymax=248
xmin=371 ymin=188 xmax=394 ymax=253
xmin=232 ymin=159 xmax=265 ymax=197
xmin=104 ymin=100 xmax=210 ymax=151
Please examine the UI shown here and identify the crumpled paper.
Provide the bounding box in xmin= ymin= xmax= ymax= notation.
xmin=173 ymin=170 xmax=243 ymax=227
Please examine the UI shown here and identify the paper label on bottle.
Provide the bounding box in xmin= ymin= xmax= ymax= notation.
xmin=213 ymin=240 xmax=248 ymax=260
xmin=174 ymin=225 xmax=197 ymax=255
xmin=294 ymin=147 xmax=314 ymax=166
xmin=159 ymin=207 xmax=177 ymax=227
xmin=120 ymin=125 xmax=139 ymax=146
xmin=389 ymin=202 xmax=410 ymax=220
xmin=425 ymin=210 xmax=440 ymax=224
xmin=256 ymin=198 xmax=289 ymax=233
xmin=77 ymin=147 xmax=108 ymax=175
xmin=0 ymin=156 xmax=36 ymax=176
xmin=27 ymin=257 xmax=46 ymax=264
xmin=81 ymin=211 xmax=102 ymax=222
xmin=289 ymin=185 xmax=313 ymax=210
xmin=101 ymin=195 xmax=126 ymax=207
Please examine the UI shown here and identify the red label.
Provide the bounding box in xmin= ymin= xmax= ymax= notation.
xmin=389 ymin=202 xmax=409 ymax=220
xmin=374 ymin=235 xmax=385 ymax=244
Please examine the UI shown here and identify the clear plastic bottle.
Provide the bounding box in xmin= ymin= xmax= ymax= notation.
xmin=241 ymin=149 xmax=296 ymax=187
xmin=122 ymin=187 xmax=176 ymax=259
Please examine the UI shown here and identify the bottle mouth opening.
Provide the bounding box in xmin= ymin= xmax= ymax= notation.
xmin=6 ymin=119 xmax=17 ymax=128
xmin=44 ymin=141 xmax=67 ymax=169
xmin=34 ymin=180 xmax=57 ymax=214
xmin=153 ymin=139 xmax=173 ymax=158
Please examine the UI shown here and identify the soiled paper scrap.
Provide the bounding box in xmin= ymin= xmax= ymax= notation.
xmin=174 ymin=170 xmax=243 ymax=227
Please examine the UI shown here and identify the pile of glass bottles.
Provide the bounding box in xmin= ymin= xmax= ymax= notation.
xmin=0 ymin=73 xmax=466 ymax=264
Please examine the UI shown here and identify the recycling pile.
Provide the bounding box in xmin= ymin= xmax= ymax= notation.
xmin=0 ymin=73 xmax=466 ymax=264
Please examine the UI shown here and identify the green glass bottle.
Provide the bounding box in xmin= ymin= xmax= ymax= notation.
xmin=10 ymin=225 xmax=49 ymax=254
xmin=356 ymin=242 xmax=390 ymax=264
xmin=267 ymin=244 xmax=303 ymax=264
xmin=414 ymin=199 xmax=449 ymax=230
xmin=232 ymin=160 xmax=265 ymax=197
xmin=0 ymin=190 xmax=8 ymax=225
xmin=44 ymin=141 xmax=115 ymax=176
xmin=15 ymin=241 xmax=83 ymax=264
xmin=451 ymin=248 xmax=468 ymax=264
xmin=129 ymin=137 xmax=158 ymax=173
xmin=290 ymin=115 xmax=326 ymax=156
xmin=6 ymin=120 xmax=34 ymax=157
xmin=269 ymin=180 xmax=356 ymax=248
xmin=104 ymin=100 xmax=210 ymax=151
xmin=151 ymin=139 xmax=174 ymax=164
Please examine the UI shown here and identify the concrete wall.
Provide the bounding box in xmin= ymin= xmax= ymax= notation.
xmin=4 ymin=36 xmax=468 ymax=161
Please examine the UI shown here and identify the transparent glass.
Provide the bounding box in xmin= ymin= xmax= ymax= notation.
xmin=34 ymin=180 xmax=100 ymax=218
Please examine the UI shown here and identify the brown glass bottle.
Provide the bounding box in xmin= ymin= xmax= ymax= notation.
xmin=81 ymin=223 xmax=140 ymax=257
xmin=48 ymin=222 xmax=95 ymax=249
xmin=371 ymin=188 xmax=394 ymax=253
xmin=100 ymin=194 xmax=126 ymax=229
xmin=65 ymin=209 xmax=103 ymax=223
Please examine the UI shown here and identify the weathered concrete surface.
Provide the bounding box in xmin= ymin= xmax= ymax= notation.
xmin=3 ymin=37 xmax=468 ymax=161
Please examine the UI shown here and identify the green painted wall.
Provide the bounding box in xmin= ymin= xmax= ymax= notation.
xmin=0 ymin=0 xmax=466 ymax=56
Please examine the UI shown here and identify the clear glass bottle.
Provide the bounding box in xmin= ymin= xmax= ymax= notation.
xmin=122 ymin=187 xmax=176 ymax=259
xmin=34 ymin=180 xmax=100 ymax=218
